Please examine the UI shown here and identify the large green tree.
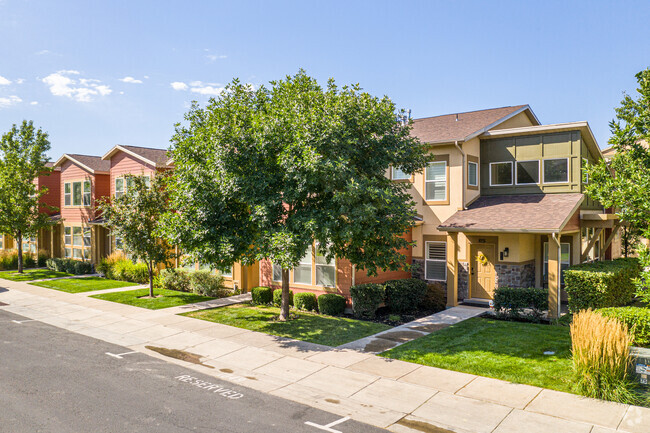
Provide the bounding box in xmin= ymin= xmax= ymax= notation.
xmin=97 ymin=174 xmax=171 ymax=297
xmin=165 ymin=71 xmax=427 ymax=320
xmin=585 ymin=68 xmax=650 ymax=239
xmin=0 ymin=121 xmax=54 ymax=273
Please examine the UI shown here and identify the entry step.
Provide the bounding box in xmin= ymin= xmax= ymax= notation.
xmin=461 ymin=298 xmax=493 ymax=308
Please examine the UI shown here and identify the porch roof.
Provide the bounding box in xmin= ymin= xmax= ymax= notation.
xmin=438 ymin=193 xmax=584 ymax=234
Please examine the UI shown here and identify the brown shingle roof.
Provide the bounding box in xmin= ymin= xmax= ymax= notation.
xmin=66 ymin=154 xmax=111 ymax=173
xmin=439 ymin=193 xmax=584 ymax=233
xmin=410 ymin=105 xmax=532 ymax=144
xmin=119 ymin=145 xmax=169 ymax=166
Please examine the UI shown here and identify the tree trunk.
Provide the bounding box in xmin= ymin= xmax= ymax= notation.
xmin=16 ymin=230 xmax=23 ymax=273
xmin=279 ymin=268 xmax=290 ymax=321
xmin=623 ymin=227 xmax=629 ymax=258
xmin=148 ymin=261 xmax=154 ymax=298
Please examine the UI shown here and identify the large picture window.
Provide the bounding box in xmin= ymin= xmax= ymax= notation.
xmin=65 ymin=180 xmax=92 ymax=207
xmin=22 ymin=236 xmax=37 ymax=253
xmin=425 ymin=241 xmax=447 ymax=281
xmin=425 ymin=161 xmax=447 ymax=201
xmin=489 ymin=162 xmax=513 ymax=186
xmin=64 ymin=225 xmax=91 ymax=260
xmin=516 ymin=160 xmax=540 ymax=185
xmin=543 ymin=158 xmax=569 ymax=184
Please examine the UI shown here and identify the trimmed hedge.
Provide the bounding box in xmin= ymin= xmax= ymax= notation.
xmin=420 ymin=282 xmax=447 ymax=312
xmin=273 ymin=288 xmax=294 ymax=307
xmin=350 ymin=283 xmax=385 ymax=319
xmin=157 ymin=268 xmax=192 ymax=292
xmin=598 ymin=307 xmax=650 ymax=348
xmin=317 ymin=293 xmax=346 ymax=316
xmin=564 ymin=258 xmax=641 ymax=313
xmin=46 ymin=258 xmax=94 ymax=275
xmin=251 ymin=286 xmax=273 ymax=305
xmin=493 ymin=287 xmax=548 ymax=321
xmin=294 ymin=292 xmax=318 ymax=311
xmin=385 ymin=278 xmax=428 ymax=314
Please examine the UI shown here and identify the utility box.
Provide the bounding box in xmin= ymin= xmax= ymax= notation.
xmin=631 ymin=346 xmax=650 ymax=386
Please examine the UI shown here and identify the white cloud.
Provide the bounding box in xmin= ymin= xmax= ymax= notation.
xmin=205 ymin=54 xmax=227 ymax=62
xmin=144 ymin=75 xmax=150 ymax=79
xmin=0 ymin=95 xmax=22 ymax=108
xmin=42 ymin=70 xmax=112 ymax=102
xmin=30 ymin=101 xmax=38 ymax=105
xmin=119 ymin=76 xmax=143 ymax=84
xmin=15 ymin=78 xmax=25 ymax=84
xmin=0 ymin=75 xmax=10 ymax=85
xmin=35 ymin=49 xmax=51 ymax=55
xmin=190 ymin=85 xmax=224 ymax=96
xmin=171 ymin=81 xmax=188 ymax=91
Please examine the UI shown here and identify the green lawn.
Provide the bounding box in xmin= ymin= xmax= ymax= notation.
xmin=183 ymin=304 xmax=392 ymax=347
xmin=381 ymin=317 xmax=575 ymax=393
xmin=30 ymin=277 xmax=139 ymax=293
xmin=91 ymin=288 xmax=215 ymax=310
xmin=0 ymin=269 xmax=72 ymax=281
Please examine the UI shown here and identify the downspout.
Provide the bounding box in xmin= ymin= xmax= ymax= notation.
xmin=454 ymin=141 xmax=467 ymax=209
xmin=552 ymin=232 xmax=562 ymax=318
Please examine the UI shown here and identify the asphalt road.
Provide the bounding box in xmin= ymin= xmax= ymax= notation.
xmin=0 ymin=308 xmax=387 ymax=433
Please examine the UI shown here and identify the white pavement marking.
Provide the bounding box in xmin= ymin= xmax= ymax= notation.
xmin=11 ymin=319 xmax=36 ymax=324
xmin=305 ymin=416 xmax=351 ymax=433
xmin=105 ymin=351 xmax=138 ymax=359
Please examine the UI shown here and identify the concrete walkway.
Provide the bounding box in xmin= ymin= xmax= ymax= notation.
xmin=0 ymin=280 xmax=648 ymax=433
xmin=337 ymin=305 xmax=487 ymax=353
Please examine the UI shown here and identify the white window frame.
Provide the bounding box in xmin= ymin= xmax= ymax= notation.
xmin=515 ymin=160 xmax=540 ymax=185
xmin=116 ymin=175 xmax=151 ymax=198
xmin=83 ymin=181 xmax=91 ymax=206
xmin=425 ymin=161 xmax=447 ymax=202
xmin=425 ymin=241 xmax=447 ymax=282
xmin=315 ymin=244 xmax=336 ymax=288
xmin=221 ymin=266 xmax=233 ymax=278
xmin=489 ymin=161 xmax=513 ymax=186
xmin=467 ymin=161 xmax=478 ymax=187
xmin=542 ymin=158 xmax=570 ymax=184
xmin=64 ymin=183 xmax=71 ymax=206
xmin=115 ymin=178 xmax=125 ymax=199
xmin=272 ymin=263 xmax=282 ymax=282
xmin=391 ymin=166 xmax=410 ymax=181
xmin=292 ymin=247 xmax=313 ymax=285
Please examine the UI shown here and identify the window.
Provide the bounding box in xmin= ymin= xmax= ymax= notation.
xmin=0 ymin=236 xmax=3 ymax=250
xmin=315 ymin=244 xmax=335 ymax=287
xmin=293 ymin=247 xmax=312 ymax=284
xmin=582 ymin=158 xmax=589 ymax=184
xmin=83 ymin=181 xmax=91 ymax=206
xmin=467 ymin=161 xmax=478 ymax=187
xmin=221 ymin=267 xmax=233 ymax=278
xmin=22 ymin=236 xmax=37 ymax=253
xmin=516 ymin=160 xmax=540 ymax=185
xmin=72 ymin=182 xmax=82 ymax=206
xmin=490 ymin=162 xmax=513 ymax=186
xmin=544 ymin=242 xmax=570 ymax=285
xmin=115 ymin=235 xmax=123 ymax=250
xmin=543 ymin=158 xmax=569 ymax=184
xmin=272 ymin=263 xmax=282 ymax=282
xmin=425 ymin=241 xmax=447 ymax=281
xmin=65 ymin=225 xmax=91 ymax=260
xmin=391 ymin=166 xmax=410 ymax=181
xmin=115 ymin=178 xmax=125 ymax=198
xmin=64 ymin=183 xmax=71 ymax=206
xmin=425 ymin=161 xmax=447 ymax=201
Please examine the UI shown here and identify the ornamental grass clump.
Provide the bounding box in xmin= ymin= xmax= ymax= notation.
xmin=571 ymin=309 xmax=638 ymax=404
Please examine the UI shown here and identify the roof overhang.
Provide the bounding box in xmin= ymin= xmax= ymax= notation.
xmin=53 ymin=154 xmax=109 ymax=175
xmin=101 ymin=144 xmax=166 ymax=168
xmin=480 ymin=121 xmax=604 ymax=162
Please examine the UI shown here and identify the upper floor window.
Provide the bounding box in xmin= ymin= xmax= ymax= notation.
xmin=582 ymin=158 xmax=589 ymax=184
xmin=516 ymin=160 xmax=540 ymax=185
xmin=543 ymin=158 xmax=569 ymax=184
xmin=490 ymin=162 xmax=513 ymax=186
xmin=467 ymin=161 xmax=478 ymax=187
xmin=64 ymin=181 xmax=92 ymax=207
xmin=115 ymin=178 xmax=125 ymax=198
xmin=115 ymin=175 xmax=151 ymax=199
xmin=425 ymin=241 xmax=447 ymax=281
xmin=391 ymin=167 xmax=410 ymax=181
xmin=425 ymin=161 xmax=447 ymax=201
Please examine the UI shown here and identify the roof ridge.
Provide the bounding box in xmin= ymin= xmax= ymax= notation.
xmin=412 ymin=105 xmax=527 ymax=121
xmin=120 ymin=144 xmax=167 ymax=151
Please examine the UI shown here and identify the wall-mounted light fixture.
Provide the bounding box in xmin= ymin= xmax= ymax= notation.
xmin=503 ymin=247 xmax=509 ymax=258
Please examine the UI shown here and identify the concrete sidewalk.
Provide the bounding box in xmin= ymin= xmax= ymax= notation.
xmin=0 ymin=279 xmax=648 ymax=433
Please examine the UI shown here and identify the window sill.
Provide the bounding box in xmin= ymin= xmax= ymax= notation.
xmin=424 ymin=200 xmax=450 ymax=206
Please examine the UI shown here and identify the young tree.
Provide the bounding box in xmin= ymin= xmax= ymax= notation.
xmin=97 ymin=174 xmax=171 ymax=297
xmin=585 ymin=68 xmax=650 ymax=239
xmin=165 ymin=71 xmax=427 ymax=321
xmin=0 ymin=121 xmax=54 ymax=273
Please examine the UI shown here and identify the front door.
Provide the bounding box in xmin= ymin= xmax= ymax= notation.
xmin=470 ymin=244 xmax=496 ymax=299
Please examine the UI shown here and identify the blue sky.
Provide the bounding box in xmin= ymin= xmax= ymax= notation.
xmin=0 ymin=0 xmax=648 ymax=158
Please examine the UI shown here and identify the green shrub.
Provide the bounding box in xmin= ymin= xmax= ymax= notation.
xmin=420 ymin=282 xmax=447 ymax=312
xmin=45 ymin=258 xmax=93 ymax=275
xmin=111 ymin=259 xmax=149 ymax=283
xmin=273 ymin=288 xmax=293 ymax=307
xmin=37 ymin=250 xmax=48 ymax=267
xmin=46 ymin=258 xmax=63 ymax=272
xmin=564 ymin=258 xmax=641 ymax=313
xmin=157 ymin=268 xmax=192 ymax=292
xmin=74 ymin=261 xmax=93 ymax=275
xmin=251 ymin=286 xmax=273 ymax=305
xmin=22 ymin=253 xmax=36 ymax=269
xmin=350 ymin=283 xmax=385 ymax=319
xmin=317 ymin=293 xmax=346 ymax=316
xmin=294 ymin=292 xmax=318 ymax=311
xmin=63 ymin=259 xmax=77 ymax=274
xmin=385 ymin=278 xmax=428 ymax=314
xmin=598 ymin=307 xmax=650 ymax=347
xmin=493 ymin=287 xmax=549 ymax=321
xmin=0 ymin=250 xmax=19 ymax=270
xmin=190 ymin=270 xmax=227 ymax=297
